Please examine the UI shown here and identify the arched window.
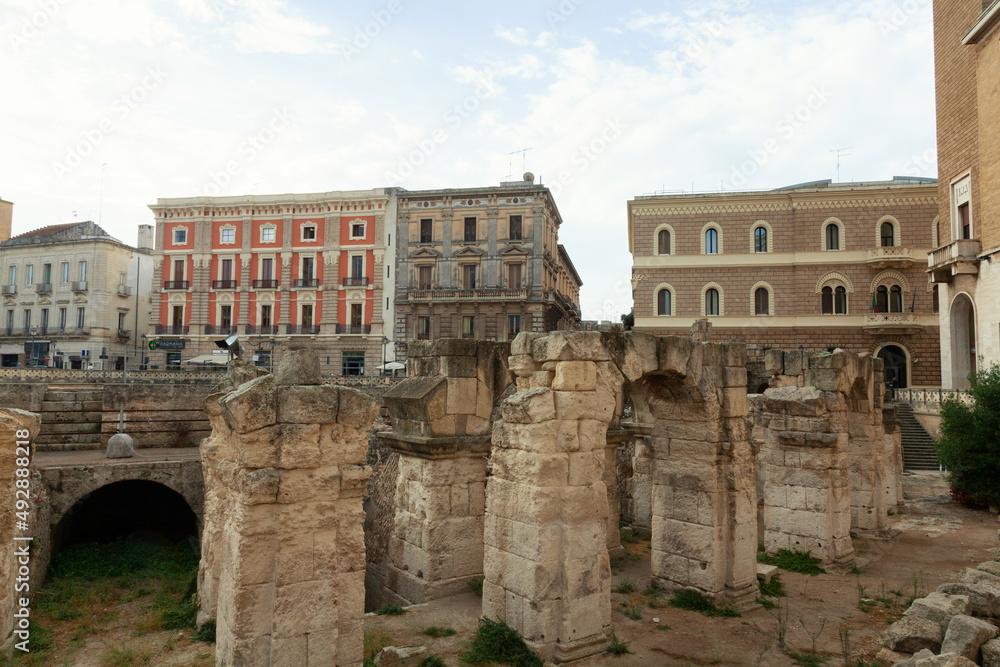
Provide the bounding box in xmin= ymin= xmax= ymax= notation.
xmin=880 ymin=222 xmax=895 ymax=247
xmin=705 ymin=288 xmax=720 ymax=316
xmin=890 ymin=285 xmax=903 ymax=313
xmin=657 ymin=229 xmax=671 ymax=255
xmin=826 ymin=223 xmax=840 ymax=250
xmin=932 ymin=285 xmax=939 ymax=314
xmin=822 ymin=286 xmax=834 ymax=314
xmin=835 ymin=286 xmax=847 ymax=314
xmin=876 ymin=285 xmax=889 ymax=313
xmin=705 ymin=228 xmax=718 ymax=254
xmin=754 ymin=227 xmax=767 ymax=253
xmin=657 ymin=288 xmax=671 ymax=316
xmin=754 ymin=287 xmax=769 ymax=315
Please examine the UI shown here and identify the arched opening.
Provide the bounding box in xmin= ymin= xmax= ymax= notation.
xmin=657 ymin=229 xmax=670 ymax=255
xmin=754 ymin=287 xmax=769 ymax=316
xmin=880 ymin=222 xmax=895 ymax=247
xmin=705 ymin=228 xmax=718 ymax=254
xmin=878 ymin=344 xmax=908 ymax=389
xmin=53 ymin=480 xmax=198 ymax=553
xmin=825 ymin=223 xmax=840 ymax=250
xmin=657 ymin=288 xmax=671 ymax=316
xmin=950 ymin=293 xmax=977 ymax=389
xmin=705 ymin=288 xmax=720 ymax=316
xmin=754 ymin=226 xmax=767 ymax=253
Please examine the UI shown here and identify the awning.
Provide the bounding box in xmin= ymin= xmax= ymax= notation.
xmin=377 ymin=361 xmax=406 ymax=370
xmin=180 ymin=353 xmax=229 ymax=365
xmin=0 ymin=344 xmax=22 ymax=355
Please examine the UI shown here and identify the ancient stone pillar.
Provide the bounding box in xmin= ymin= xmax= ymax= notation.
xmin=605 ymin=427 xmax=629 ymax=560
xmin=621 ymin=430 xmax=653 ymax=530
xmin=207 ymin=351 xmax=378 ymax=666
xmin=882 ymin=404 xmax=904 ymax=511
xmin=846 ymin=355 xmax=888 ymax=533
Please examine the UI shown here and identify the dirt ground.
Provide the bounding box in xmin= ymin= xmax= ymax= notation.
xmin=368 ymin=471 xmax=1000 ymax=667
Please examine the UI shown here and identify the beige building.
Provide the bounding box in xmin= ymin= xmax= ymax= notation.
xmin=930 ymin=0 xmax=1000 ymax=388
xmin=628 ymin=178 xmax=942 ymax=387
xmin=0 ymin=220 xmax=153 ymax=369
xmin=393 ymin=177 xmax=582 ymax=359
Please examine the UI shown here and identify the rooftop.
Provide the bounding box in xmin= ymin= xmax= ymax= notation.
xmin=633 ymin=176 xmax=938 ymax=201
xmin=0 ymin=221 xmax=124 ymax=248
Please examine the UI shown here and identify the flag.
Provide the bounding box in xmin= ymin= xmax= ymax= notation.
xmin=872 ymin=291 xmax=878 ymax=313
xmin=910 ymin=290 xmax=916 ymax=313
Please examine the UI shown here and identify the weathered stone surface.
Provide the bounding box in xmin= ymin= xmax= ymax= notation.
xmin=374 ymin=645 xmax=429 ymax=666
xmin=938 ymin=580 xmax=1000 ymax=617
xmin=552 ymin=361 xmax=597 ymax=392
xmin=874 ymin=647 xmax=910 ymax=665
xmin=913 ymin=653 xmax=979 ymax=667
xmin=982 ymin=637 xmax=1000 ymax=667
xmin=106 ymin=432 xmax=134 ymax=458
xmin=896 ymin=649 xmax=936 ymax=667
xmin=979 ymin=562 xmax=1000 ymax=578
xmin=756 ymin=563 xmax=778 ymax=584
xmin=882 ymin=616 xmax=945 ymax=654
xmin=219 ymin=374 xmax=277 ymax=434
xmin=273 ymin=348 xmax=321 ymax=385
xmin=905 ymin=592 xmax=971 ymax=633
xmin=940 ymin=614 xmax=998 ymax=662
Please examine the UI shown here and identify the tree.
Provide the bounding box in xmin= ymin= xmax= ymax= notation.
xmin=935 ymin=363 xmax=1000 ymax=507
xmin=620 ymin=308 xmax=634 ymax=331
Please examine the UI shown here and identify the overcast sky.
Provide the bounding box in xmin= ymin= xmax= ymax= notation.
xmin=0 ymin=0 xmax=937 ymax=321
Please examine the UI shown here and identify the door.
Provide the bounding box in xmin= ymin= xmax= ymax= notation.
xmin=878 ymin=345 xmax=908 ymax=389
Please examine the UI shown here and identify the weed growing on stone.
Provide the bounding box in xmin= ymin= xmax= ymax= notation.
xmin=421 ymin=656 xmax=446 ymax=667
xmin=614 ymin=578 xmax=636 ymax=594
xmin=757 ymin=549 xmax=826 ymax=576
xmin=759 ymin=574 xmax=787 ymax=599
xmin=424 ymin=626 xmax=457 ymax=638
xmin=669 ymin=589 xmax=740 ymax=618
xmin=606 ymin=633 xmax=631 ymax=655
xmin=194 ymin=620 xmax=216 ymax=643
xmin=364 ymin=629 xmax=391 ymax=665
xmin=620 ymin=602 xmax=642 ymax=620
xmin=468 ymin=577 xmax=484 ymax=596
xmin=375 ymin=604 xmax=406 ymax=616
xmin=461 ymin=618 xmax=543 ymax=667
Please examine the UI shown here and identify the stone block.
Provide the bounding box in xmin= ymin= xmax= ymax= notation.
xmin=940 ymin=614 xmax=997 ymax=662
xmin=277 ymin=424 xmax=322 ymax=469
xmin=445 ymin=377 xmax=479 ymax=415
xmin=530 ymin=370 xmax=554 ymax=388
xmin=552 ymin=361 xmax=597 ymax=391
xmin=338 ymin=387 xmax=380 ymax=430
xmin=531 ymin=331 xmax=610 ymax=362
xmin=552 ymin=390 xmax=614 ymax=422
xmin=273 ymin=349 xmax=321 ymax=386
xmin=220 ymin=375 xmax=277 ymax=434
xmin=914 ymin=654 xmax=978 ymax=667
xmin=982 ymin=638 xmax=1000 ymax=667
xmin=874 ymin=648 xmax=911 ymax=666
xmin=984 ymin=561 xmax=1000 ymax=578
xmin=904 ymin=592 xmax=971 ymax=633
xmin=501 ymin=387 xmax=556 ymax=424
xmin=440 ymin=354 xmax=477 ymax=378
xmin=937 ymin=581 xmax=1000 ymax=617
xmin=511 ymin=332 xmax=543 ymax=356
xmin=276 ymin=385 xmax=338 ymax=425
xmin=375 ymin=646 xmax=429 ymax=667
xmin=881 ymin=616 xmax=944 ymax=654
xmin=657 ymin=336 xmax=694 ymax=376
xmin=764 ymin=349 xmax=784 ymax=376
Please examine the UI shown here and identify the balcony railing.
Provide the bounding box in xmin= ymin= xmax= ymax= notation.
xmin=70 ymin=281 xmax=88 ymax=292
xmin=335 ymin=324 xmax=371 ymax=335
xmin=154 ymin=325 xmax=189 ymax=335
xmin=865 ymin=246 xmax=914 ymax=268
xmin=116 ymin=329 xmax=131 ymax=340
xmin=293 ymin=278 xmax=320 ymax=288
xmin=863 ymin=312 xmax=921 ymax=333
xmin=35 ymin=283 xmax=52 ymax=294
xmin=409 ymin=288 xmax=530 ymax=301
xmin=204 ymin=325 xmax=239 ymax=335
xmin=928 ymin=239 xmax=981 ymax=284
xmin=286 ymin=325 xmax=320 ymax=335
xmin=163 ymin=281 xmax=190 ymax=290
xmin=1 ymin=285 xmax=15 ymax=296
xmin=244 ymin=325 xmax=279 ymax=335
xmin=117 ymin=284 xmax=133 ymax=297
xmin=252 ymin=279 xmax=278 ymax=289
xmin=342 ymin=277 xmax=370 ymax=287
xmin=212 ymin=280 xmax=238 ymax=289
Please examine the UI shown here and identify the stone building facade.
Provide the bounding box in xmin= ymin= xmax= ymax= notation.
xmin=393 ymin=178 xmax=582 ymax=362
xmin=930 ymin=0 xmax=1000 ymax=388
xmin=628 ymin=179 xmax=942 ymax=387
xmin=0 ymin=221 xmax=152 ymax=369
xmin=147 ymin=190 xmax=397 ymax=375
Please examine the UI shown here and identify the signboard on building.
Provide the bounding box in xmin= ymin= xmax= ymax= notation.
xmin=149 ymin=340 xmax=185 ymax=350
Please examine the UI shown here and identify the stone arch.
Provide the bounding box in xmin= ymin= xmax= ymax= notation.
xmin=876 ymin=214 xmax=901 ymax=247
xmin=653 ymin=223 xmax=675 ymax=256
xmin=870 ymin=270 xmax=911 ymax=294
xmin=821 ymin=217 xmax=845 ymax=251
xmin=700 ymin=222 xmax=723 ymax=254
xmin=815 ymin=271 xmax=854 ymax=294
xmin=949 ymin=292 xmax=977 ymax=389
xmin=931 ymin=215 xmax=940 ymax=248
xmin=750 ymin=220 xmax=773 ymax=253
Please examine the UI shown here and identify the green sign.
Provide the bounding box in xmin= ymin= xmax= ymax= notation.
xmin=149 ymin=340 xmax=185 ymax=350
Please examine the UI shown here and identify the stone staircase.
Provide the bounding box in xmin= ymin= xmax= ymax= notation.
xmin=895 ymin=402 xmax=940 ymax=471
xmin=36 ymin=385 xmax=104 ymax=452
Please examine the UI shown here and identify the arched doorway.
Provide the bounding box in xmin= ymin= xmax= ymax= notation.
xmin=878 ymin=345 xmax=908 ymax=389
xmin=950 ymin=293 xmax=977 ymax=389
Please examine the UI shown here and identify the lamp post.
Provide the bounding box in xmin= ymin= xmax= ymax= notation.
xmin=140 ymin=334 xmax=147 ymax=370
xmin=381 ymin=336 xmax=389 ymax=377
xmin=29 ymin=326 xmax=38 ymax=367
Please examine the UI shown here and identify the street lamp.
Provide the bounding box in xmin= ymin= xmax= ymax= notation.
xmin=382 ymin=336 xmax=389 ymax=377
xmin=29 ymin=326 xmax=38 ymax=367
xmin=141 ymin=334 xmax=147 ymax=370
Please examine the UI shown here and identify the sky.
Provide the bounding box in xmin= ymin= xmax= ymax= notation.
xmin=0 ymin=0 xmax=937 ymax=322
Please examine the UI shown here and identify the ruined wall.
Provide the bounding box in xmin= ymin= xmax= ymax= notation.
xmin=363 ymin=419 xmax=398 ymax=612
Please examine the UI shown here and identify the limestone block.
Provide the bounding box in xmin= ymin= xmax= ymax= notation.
xmin=276 ymin=385 xmax=337 ymax=425
xmin=619 ymin=332 xmax=659 ymax=382
xmin=552 ymin=361 xmax=597 ymax=391
xmin=567 ymin=451 xmax=604 ymax=486
xmin=657 ymin=335 xmax=694 ymax=376
xmin=238 ymin=468 xmax=280 ymax=504
xmin=756 ymin=563 xmax=778 ymax=584
xmin=982 ymin=638 xmax=1000 ymax=667
xmin=501 ymin=387 xmax=556 ymax=424
xmin=492 ymin=449 xmax=569 ymax=486
xmin=375 ymin=646 xmax=429 ymax=667
xmin=220 ymin=375 xmax=277 ymax=434
xmin=904 ymin=592 xmax=971 ymax=633
xmin=874 ymin=647 xmax=911 ymax=666
xmin=805 ymin=367 xmax=850 ymax=394
xmin=913 ymin=654 xmax=978 ymax=667
xmin=895 ymin=649 xmax=936 ymax=667
xmin=445 ymin=377 xmax=480 ymax=415
xmin=383 ymin=377 xmax=448 ymax=425
xmin=273 ymin=349 xmax=321 ymax=386
xmin=940 ymin=614 xmax=997 ymax=661
xmin=277 ymin=424 xmax=322 ymax=469
xmin=531 ymin=331 xmax=610 ymax=362
xmin=106 ymin=432 xmax=134 ymax=458
xmin=784 ymin=350 xmax=808 ymax=376
xmin=764 ymin=349 xmax=784 ymax=376
xmin=553 ymin=390 xmax=614 ymax=422
xmin=980 ymin=562 xmax=1000 ymax=578
xmin=531 ymin=370 xmax=554 ymax=388
xmin=881 ymin=616 xmax=945 ymax=654
xmin=938 ymin=581 xmax=1000 ymax=617
xmin=440 ymin=354 xmax=477 ymax=378
xmin=511 ymin=332 xmax=543 ymax=356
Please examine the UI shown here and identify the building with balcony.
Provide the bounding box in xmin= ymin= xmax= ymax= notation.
xmin=930 ymin=0 xmax=1000 ymax=388
xmin=0 ymin=219 xmax=152 ymax=369
xmin=393 ymin=175 xmax=582 ymax=359
xmin=628 ymin=178 xmax=941 ymax=387
xmin=147 ymin=190 xmax=396 ymax=375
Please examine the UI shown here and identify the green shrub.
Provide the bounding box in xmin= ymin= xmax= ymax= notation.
xmin=614 ymin=578 xmax=636 ymax=594
xmin=424 ymin=626 xmax=457 ymax=638
xmin=421 ymin=656 xmax=446 ymax=667
xmin=669 ymin=589 xmax=740 ymax=618
xmin=468 ymin=577 xmax=484 ymax=596
xmin=606 ymin=633 xmax=631 ymax=655
xmin=759 ymin=574 xmax=787 ymax=598
xmin=757 ymin=549 xmax=826 ymax=576
xmin=374 ymin=604 xmax=405 ymax=616
xmin=194 ymin=620 xmax=216 ymax=643
xmin=461 ymin=618 xmax=543 ymax=667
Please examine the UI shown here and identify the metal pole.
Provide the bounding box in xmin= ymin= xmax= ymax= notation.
xmin=133 ymin=254 xmax=140 ymax=373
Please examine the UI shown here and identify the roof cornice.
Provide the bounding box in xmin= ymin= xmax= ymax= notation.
xmin=963 ymin=0 xmax=1000 ymax=44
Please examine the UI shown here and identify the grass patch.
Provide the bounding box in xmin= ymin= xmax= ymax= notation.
xmin=424 ymin=626 xmax=457 ymax=638
xmin=757 ymin=597 xmax=776 ymax=610
xmin=757 ymin=549 xmax=826 ymax=576
xmin=374 ymin=604 xmax=405 ymax=616
xmin=461 ymin=618 xmax=543 ymax=667
xmin=614 ymin=578 xmax=636 ymax=594
xmin=421 ymin=656 xmax=446 ymax=667
xmin=759 ymin=574 xmax=787 ymax=599
xmin=669 ymin=589 xmax=740 ymax=618
xmin=620 ymin=602 xmax=642 ymax=620
xmin=786 ymin=650 xmax=828 ymax=667
xmin=364 ymin=629 xmax=391 ymax=663
xmin=468 ymin=577 xmax=484 ymax=596
xmin=606 ymin=633 xmax=631 ymax=655
xmin=194 ymin=620 xmax=217 ymax=643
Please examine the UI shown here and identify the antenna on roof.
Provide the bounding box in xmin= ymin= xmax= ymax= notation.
xmin=505 ymin=148 xmax=532 ymax=182
xmin=830 ymin=147 xmax=853 ymax=183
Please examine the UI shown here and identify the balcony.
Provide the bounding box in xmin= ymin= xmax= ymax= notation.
xmin=928 ymin=239 xmax=981 ymax=284
xmin=212 ymin=280 xmax=238 ymax=290
xmin=204 ymin=325 xmax=240 ymax=335
xmin=252 ymin=279 xmax=279 ymax=289
xmin=117 ymin=284 xmax=133 ymax=297
xmin=865 ymin=246 xmax=914 ymax=269
xmin=163 ymin=281 xmax=190 ymax=290
xmin=335 ymin=324 xmax=371 ymax=335
xmin=286 ymin=325 xmax=320 ymax=335
xmin=116 ymin=329 xmax=131 ymax=341
xmin=71 ymin=281 xmax=88 ymax=292
xmin=35 ymin=283 xmax=52 ymax=294
xmin=1 ymin=285 xmax=14 ymax=296
xmin=293 ymin=278 xmax=320 ymax=288
xmin=244 ymin=325 xmax=279 ymax=335
xmin=409 ymin=288 xmax=530 ymax=301
xmin=154 ymin=325 xmax=189 ymax=335
xmin=863 ymin=312 xmax=922 ymax=334
xmin=342 ymin=277 xmax=370 ymax=287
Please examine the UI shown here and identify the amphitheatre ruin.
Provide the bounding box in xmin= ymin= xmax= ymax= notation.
xmin=1 ymin=329 xmax=998 ymax=666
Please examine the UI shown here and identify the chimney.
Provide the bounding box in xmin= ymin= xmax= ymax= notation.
xmin=0 ymin=199 xmax=12 ymax=243
xmin=137 ymin=224 xmax=154 ymax=250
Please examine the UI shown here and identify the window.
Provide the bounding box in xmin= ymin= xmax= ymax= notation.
xmin=77 ymin=307 xmax=86 ymax=329
xmin=351 ymin=255 xmax=363 ymax=279
xmin=173 ymin=228 xmax=186 ymax=244
xmin=835 ymin=286 xmax=847 ymax=314
xmin=822 ymin=286 xmax=834 ymax=314
xmin=351 ymin=222 xmax=365 ymax=239
xmin=25 ymin=264 xmax=33 ymax=285
xmin=825 ymin=223 xmax=840 ymax=250
xmin=302 ymin=225 xmax=316 ymax=241
xmin=116 ymin=312 xmax=124 ymax=331
xmin=221 ymin=259 xmax=233 ymax=281
xmin=120 ymin=273 xmax=127 ymax=286
xmin=221 ymin=227 xmax=235 ymax=244
xmin=462 ymin=264 xmax=477 ymax=289
xmin=876 ymin=286 xmax=889 ymax=313
xmin=657 ymin=289 xmax=671 ymax=316
xmin=464 ymin=217 xmax=476 ymax=242
xmin=890 ymin=285 xmax=903 ymax=313
xmin=5 ymin=310 xmax=12 ymax=333
xmin=41 ymin=309 xmax=49 ymax=332
xmin=705 ymin=288 xmax=720 ymax=316
xmin=418 ymin=265 xmax=432 ymax=290
xmin=755 ymin=288 xmax=769 ymax=316
xmin=58 ymin=308 xmax=66 ymax=332
xmin=462 ymin=315 xmax=475 ymax=338
xmin=657 ymin=229 xmax=671 ymax=255
xmin=7 ymin=266 xmax=15 ymax=286
xmin=261 ymin=258 xmax=273 ymax=280
xmin=42 ymin=263 xmax=51 ymax=284
xmin=302 ymin=257 xmax=314 ymax=281
xmin=509 ymin=216 xmax=522 ymax=240
xmin=23 ymin=310 xmax=31 ymax=330
xmin=959 ymin=203 xmax=971 ymax=240
xmin=508 ymin=315 xmax=521 ymax=339
xmin=880 ymin=222 xmax=895 ymax=247
xmin=351 ymin=303 xmax=363 ymax=326
xmin=221 ymin=305 xmax=232 ymax=329
xmin=301 ymin=304 xmax=313 ymax=328
xmin=342 ymin=351 xmax=365 ymax=376
xmin=754 ymin=227 xmax=767 ymax=253
xmin=507 ymin=263 xmax=522 ymax=289
xmin=417 ymin=316 xmax=431 ymax=340
xmin=705 ymin=228 xmax=718 ymax=254
xmin=932 ymin=285 xmax=939 ymax=314
xmin=79 ymin=260 xmax=87 ymax=282
xmin=58 ymin=263 xmax=67 ymax=283
xmin=420 ymin=219 xmax=432 ymax=243
xmin=260 ymin=305 xmax=272 ymax=328
xmin=261 ymin=226 xmax=276 ymax=243
xmin=173 ymin=259 xmax=185 ymax=281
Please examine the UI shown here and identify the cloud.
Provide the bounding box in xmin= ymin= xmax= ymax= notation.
xmin=495 ymin=26 xmax=530 ymax=46
xmin=229 ymin=0 xmax=332 ymax=54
